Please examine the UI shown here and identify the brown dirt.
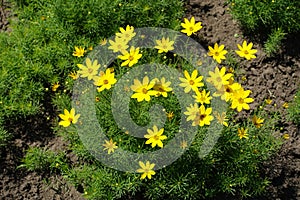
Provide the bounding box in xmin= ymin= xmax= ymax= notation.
xmin=0 ymin=0 xmax=299 ymax=199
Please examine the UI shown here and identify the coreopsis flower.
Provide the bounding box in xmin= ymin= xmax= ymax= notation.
xmin=238 ymin=127 xmax=249 ymax=139
xmin=265 ymin=98 xmax=272 ymax=105
xmin=193 ymin=89 xmax=212 ymax=105
xmin=136 ymin=161 xmax=155 ymax=180
xmin=152 ymin=77 xmax=172 ymax=97
xmin=77 ymin=58 xmax=101 ymax=80
xmin=207 ymin=43 xmax=227 ymax=64
xmin=282 ymin=133 xmax=289 ymax=140
xmin=52 ymin=82 xmax=60 ymax=92
xmin=166 ymin=111 xmax=174 ymax=120
xmin=181 ymin=17 xmax=203 ymax=36
xmin=118 ymin=46 xmax=142 ymax=67
xmin=213 ymin=81 xmax=241 ymax=102
xmin=154 ymin=37 xmax=174 ymax=53
xmin=108 ymin=36 xmax=129 ymax=53
xmin=252 ymin=115 xmax=264 ymax=128
xmin=196 ymin=105 xmax=214 ymax=127
xmin=72 ymin=46 xmax=85 ymax=57
xmin=207 ymin=66 xmax=233 ymax=90
xmin=103 ymin=139 xmax=118 ymax=154
xmin=100 ymin=38 xmax=107 ymax=46
xmin=235 ymin=41 xmax=257 ymax=60
xmin=184 ymin=103 xmax=200 ymax=126
xmin=69 ymin=71 xmax=79 ymax=80
xmin=231 ymin=88 xmax=254 ymax=112
xmin=180 ymin=140 xmax=188 ymax=149
xmin=214 ymin=111 xmax=228 ymax=127
xmin=179 ymin=70 xmax=204 ymax=93
xmin=144 ymin=125 xmax=167 ymax=148
xmin=282 ymin=102 xmax=289 ymax=109
xmin=130 ymin=76 xmax=157 ymax=102
xmin=59 ymin=108 xmax=80 ymax=127
xmin=116 ymin=25 xmax=136 ymax=43
xmin=93 ymin=69 xmax=117 ymax=92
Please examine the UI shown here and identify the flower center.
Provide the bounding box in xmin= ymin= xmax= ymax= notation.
xmin=238 ymin=98 xmax=244 ymax=104
xmin=142 ymin=88 xmax=148 ymax=94
xmin=103 ymin=79 xmax=109 ymax=84
xmin=189 ymin=80 xmax=195 ymax=85
xmin=225 ymin=87 xmax=232 ymax=93
xmin=153 ymin=135 xmax=160 ymax=140
xmin=88 ymin=68 xmax=93 ymax=73
xmin=216 ymin=77 xmax=222 ymax=82
xmin=189 ymin=27 xmax=194 ymax=32
xmin=128 ymin=56 xmax=134 ymax=61
xmin=214 ymin=52 xmax=219 ymax=56
xmin=199 ymin=114 xmax=206 ymax=121
xmin=68 ymin=117 xmax=73 ymax=122
xmin=243 ymin=50 xmax=249 ymax=54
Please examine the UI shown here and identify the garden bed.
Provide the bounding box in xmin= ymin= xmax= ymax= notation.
xmin=0 ymin=0 xmax=299 ymax=199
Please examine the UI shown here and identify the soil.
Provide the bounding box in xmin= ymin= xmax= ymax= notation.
xmin=0 ymin=0 xmax=299 ymax=199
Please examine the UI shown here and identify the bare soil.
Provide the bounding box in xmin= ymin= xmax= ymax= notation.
xmin=0 ymin=0 xmax=299 ymax=199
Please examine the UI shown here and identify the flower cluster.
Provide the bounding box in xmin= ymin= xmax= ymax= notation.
xmin=130 ymin=76 xmax=172 ymax=102
xmin=58 ymin=17 xmax=260 ymax=181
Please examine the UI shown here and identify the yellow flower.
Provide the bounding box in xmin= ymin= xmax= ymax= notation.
xmin=58 ymin=108 xmax=80 ymax=127
xmin=179 ymin=70 xmax=204 ymax=93
xmin=130 ymin=76 xmax=157 ymax=102
xmin=118 ymin=46 xmax=142 ymax=67
xmin=100 ymin=38 xmax=107 ymax=46
xmin=136 ymin=161 xmax=155 ymax=180
xmin=214 ymin=111 xmax=228 ymax=127
xmin=231 ymin=88 xmax=254 ymax=112
xmin=185 ymin=104 xmax=214 ymax=126
xmin=184 ymin=103 xmax=200 ymax=126
xmin=180 ymin=140 xmax=188 ymax=149
xmin=252 ymin=115 xmax=264 ymax=128
xmin=154 ymin=37 xmax=174 ymax=53
xmin=116 ymin=25 xmax=136 ymax=43
xmin=108 ymin=36 xmax=129 ymax=53
xmin=235 ymin=41 xmax=257 ymax=60
xmin=77 ymin=58 xmax=101 ymax=80
xmin=103 ymin=139 xmax=118 ymax=154
xmin=238 ymin=127 xmax=248 ymax=139
xmin=93 ymin=69 xmax=117 ymax=92
xmin=152 ymin=77 xmax=172 ymax=97
xmin=72 ymin=46 xmax=85 ymax=57
xmin=208 ymin=43 xmax=227 ymax=64
xmin=144 ymin=125 xmax=167 ymax=148
xmin=282 ymin=133 xmax=289 ymax=140
xmin=207 ymin=66 xmax=233 ymax=90
xmin=282 ymin=102 xmax=289 ymax=109
xmin=166 ymin=111 xmax=174 ymax=120
xmin=213 ymin=81 xmax=241 ymax=102
xmin=181 ymin=17 xmax=203 ymax=36
xmin=265 ymin=98 xmax=272 ymax=105
xmin=52 ymin=82 xmax=60 ymax=92
xmin=196 ymin=105 xmax=214 ymax=127
xmin=69 ymin=71 xmax=79 ymax=80
xmin=193 ymin=89 xmax=212 ymax=105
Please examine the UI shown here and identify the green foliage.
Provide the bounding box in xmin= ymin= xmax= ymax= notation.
xmin=0 ymin=0 xmax=183 ymax=119
xmin=0 ymin=124 xmax=11 ymax=147
xmin=228 ymin=0 xmax=300 ymax=54
xmin=228 ymin=0 xmax=300 ymax=33
xmin=19 ymin=146 xmax=67 ymax=172
xmin=288 ymin=89 xmax=300 ymax=125
xmin=264 ymin=28 xmax=286 ymax=56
